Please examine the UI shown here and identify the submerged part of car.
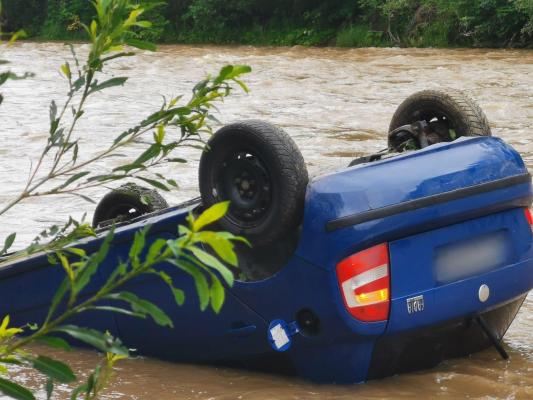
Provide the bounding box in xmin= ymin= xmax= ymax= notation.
xmin=1 ymin=90 xmax=531 ymax=384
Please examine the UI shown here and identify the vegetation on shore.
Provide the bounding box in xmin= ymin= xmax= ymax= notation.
xmin=2 ymin=0 xmax=532 ymax=48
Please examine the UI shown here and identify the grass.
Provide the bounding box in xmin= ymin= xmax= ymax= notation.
xmin=336 ymin=25 xmax=389 ymax=47
xmin=405 ymin=21 xmax=452 ymax=48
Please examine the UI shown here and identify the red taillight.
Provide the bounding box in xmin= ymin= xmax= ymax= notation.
xmin=336 ymin=243 xmax=390 ymax=322
xmin=525 ymin=208 xmax=533 ymax=226
xmin=525 ymin=208 xmax=533 ymax=233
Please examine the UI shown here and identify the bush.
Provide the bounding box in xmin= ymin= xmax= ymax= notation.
xmin=40 ymin=0 xmax=95 ymax=39
xmin=2 ymin=0 xmax=533 ymax=47
xmin=336 ymin=25 xmax=386 ymax=47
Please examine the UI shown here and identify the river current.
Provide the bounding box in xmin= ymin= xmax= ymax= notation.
xmin=0 ymin=43 xmax=532 ymax=399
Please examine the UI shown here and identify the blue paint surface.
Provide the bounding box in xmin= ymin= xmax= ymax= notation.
xmin=1 ymin=137 xmax=532 ymax=383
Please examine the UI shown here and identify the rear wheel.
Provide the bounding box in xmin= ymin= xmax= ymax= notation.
xmin=199 ymin=120 xmax=308 ymax=247
xmin=388 ymin=90 xmax=491 ymax=151
xmin=92 ymin=183 xmax=168 ymax=228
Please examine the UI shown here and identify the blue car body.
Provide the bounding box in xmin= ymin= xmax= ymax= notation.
xmin=1 ymin=136 xmax=532 ymax=383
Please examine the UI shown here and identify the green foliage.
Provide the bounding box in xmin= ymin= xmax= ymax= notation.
xmin=41 ymin=0 xmax=94 ymax=39
xmin=7 ymin=0 xmax=529 ymax=47
xmin=515 ymin=0 xmax=533 ymax=30
xmin=336 ymin=25 xmax=386 ymax=47
xmin=0 ymin=203 xmax=244 ymax=398
xmin=0 ymin=0 xmax=251 ymax=398
xmin=0 ymin=378 xmax=34 ymax=400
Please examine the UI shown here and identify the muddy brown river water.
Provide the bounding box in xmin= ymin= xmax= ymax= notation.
xmin=0 ymin=43 xmax=532 ymax=399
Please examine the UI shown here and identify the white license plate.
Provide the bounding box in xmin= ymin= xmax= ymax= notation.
xmin=435 ymin=232 xmax=508 ymax=283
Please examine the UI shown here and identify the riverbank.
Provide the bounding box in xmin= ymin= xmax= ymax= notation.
xmin=21 ymin=28 xmax=533 ymax=50
xmin=3 ymin=1 xmax=532 ymax=49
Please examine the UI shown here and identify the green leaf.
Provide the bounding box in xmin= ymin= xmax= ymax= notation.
xmin=54 ymin=325 xmax=129 ymax=356
xmin=0 ymin=232 xmax=16 ymax=255
xmin=70 ymin=382 xmax=88 ymax=400
xmin=125 ymin=38 xmax=156 ymax=51
xmin=66 ymin=247 xmax=86 ymax=258
xmin=105 ymin=292 xmax=173 ymax=328
xmin=132 ymin=20 xmax=152 ymax=28
xmin=216 ymin=65 xmax=233 ymax=83
xmin=35 ymin=336 xmax=72 ymax=351
xmin=57 ymin=252 xmax=74 ymax=281
xmin=215 ymin=65 xmax=252 ymax=84
xmin=167 ymin=158 xmax=187 ymax=163
xmin=89 ymin=77 xmax=128 ymax=94
xmin=112 ymin=163 xmax=144 ymax=174
xmin=195 ymin=232 xmax=237 ymax=267
xmin=0 ymin=378 xmax=35 ymax=400
xmin=171 ymin=287 xmax=185 ymax=306
xmin=0 ymin=358 xmax=22 ymax=366
xmin=45 ymin=378 xmax=53 ymax=400
xmin=230 ymin=65 xmax=252 ymax=77
xmin=101 ymin=52 xmax=135 ymax=63
xmin=216 ymin=231 xmax=252 ymax=247
xmin=61 ymin=63 xmax=71 ymax=79
xmin=45 ymin=278 xmax=69 ymax=323
xmin=154 ymin=125 xmax=165 ymax=144
xmin=29 ymin=355 xmax=76 ymax=383
xmin=73 ymin=229 xmax=114 ymax=295
xmin=152 ymin=271 xmax=185 ymax=306
xmin=72 ymin=76 xmax=86 ymax=92
xmin=129 ymin=227 xmax=148 ymax=267
xmin=49 ymin=101 xmax=57 ymax=123
xmin=86 ymin=174 xmax=124 ymax=183
xmin=233 ymin=78 xmax=249 ymax=93
xmin=71 ymin=193 xmax=96 ymax=204
xmin=168 ymin=259 xmax=210 ymax=311
xmin=133 ymin=144 xmax=161 ymax=165
xmin=166 ymin=179 xmax=179 ymax=188
xmin=61 ymin=172 xmax=91 ymax=189
xmin=8 ymin=29 xmax=27 ymax=45
xmin=145 ymin=238 xmax=167 ymax=264
xmin=135 ymin=176 xmax=169 ymax=191
xmin=189 ymin=246 xmax=234 ymax=286
xmin=210 ymin=278 xmax=225 ymax=313
xmin=192 ymin=201 xmax=229 ymax=231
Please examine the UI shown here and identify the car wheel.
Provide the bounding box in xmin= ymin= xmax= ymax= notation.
xmin=388 ymin=90 xmax=491 ymax=151
xmin=199 ymin=120 xmax=308 ymax=247
xmin=92 ymin=182 xmax=168 ymax=228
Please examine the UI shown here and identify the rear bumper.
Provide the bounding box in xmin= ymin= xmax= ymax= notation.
xmin=288 ymin=256 xmax=532 ymax=383
xmin=367 ymin=293 xmax=527 ymax=379
xmin=388 ymin=256 xmax=533 ymax=334
xmin=285 ymin=292 xmax=528 ymax=384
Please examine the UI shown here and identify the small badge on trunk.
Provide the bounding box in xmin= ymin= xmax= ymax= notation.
xmin=407 ymin=295 xmax=425 ymax=314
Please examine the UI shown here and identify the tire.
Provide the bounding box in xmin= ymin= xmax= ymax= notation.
xmin=388 ymin=90 xmax=491 ymax=150
xmin=92 ymin=183 xmax=168 ymax=228
xmin=199 ymin=120 xmax=308 ymax=247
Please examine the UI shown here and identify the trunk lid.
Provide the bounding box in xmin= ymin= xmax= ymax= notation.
xmin=297 ymin=136 xmax=532 ymax=270
xmin=387 ymin=207 xmax=533 ymax=333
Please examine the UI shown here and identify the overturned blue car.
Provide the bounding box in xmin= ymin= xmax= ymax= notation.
xmin=2 ymin=90 xmax=532 ymax=383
